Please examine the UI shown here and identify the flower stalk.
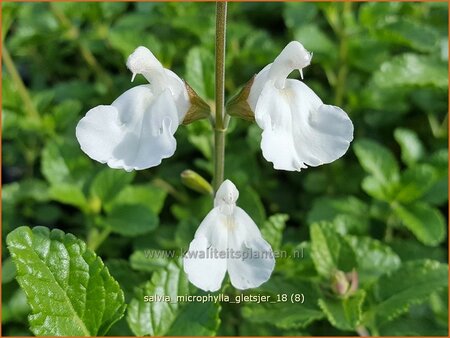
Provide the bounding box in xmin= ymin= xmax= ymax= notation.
xmin=213 ymin=1 xmax=228 ymax=192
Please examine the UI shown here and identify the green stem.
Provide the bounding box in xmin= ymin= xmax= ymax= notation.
xmin=2 ymin=47 xmax=40 ymax=121
xmin=384 ymin=211 xmax=396 ymax=242
xmin=214 ymin=128 xmax=226 ymax=191
xmin=428 ymin=112 xmax=448 ymax=138
xmin=87 ymin=227 xmax=111 ymax=252
xmin=50 ymin=4 xmax=113 ymax=89
xmin=213 ymin=1 xmax=228 ymax=192
xmin=152 ymin=178 xmax=189 ymax=203
xmin=334 ymin=2 xmax=351 ymax=107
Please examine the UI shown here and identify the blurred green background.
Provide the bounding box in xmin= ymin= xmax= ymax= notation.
xmin=2 ymin=2 xmax=448 ymax=336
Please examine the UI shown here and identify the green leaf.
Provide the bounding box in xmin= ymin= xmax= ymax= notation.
xmin=390 ymin=239 xmax=446 ymax=263
xmin=395 ymin=164 xmax=437 ymax=203
xmin=345 ymin=236 xmax=401 ymax=285
xmin=393 ymin=202 xmax=446 ymax=246
xmin=373 ymin=54 xmax=448 ymax=89
xmin=6 ymin=226 xmax=126 ymax=336
xmin=41 ymin=141 xmax=71 ymax=185
xmin=372 ymin=260 xmax=448 ymax=326
xmin=167 ymin=299 xmax=221 ymax=335
xmin=3 ymin=179 xmax=50 ymax=204
xmin=3 ymin=287 xmax=30 ymax=324
xmin=2 ymin=257 xmax=16 ymax=284
xmin=318 ymin=291 xmax=366 ymax=331
xmin=51 ymin=99 xmax=82 ymax=132
xmin=109 ymin=26 xmax=161 ymax=60
xmin=394 ymin=128 xmax=425 ymax=166
xmin=353 ymin=138 xmax=400 ymax=184
xmin=100 ymin=2 xmax=128 ymax=19
xmin=242 ymin=301 xmax=324 ymax=330
xmin=422 ymin=149 xmax=448 ymax=206
xmin=129 ymin=249 xmax=171 ymax=272
xmin=105 ymin=259 xmax=148 ymax=302
xmin=361 ymin=176 xmax=392 ymax=201
xmin=90 ymin=169 xmax=135 ymax=208
xmin=108 ymin=183 xmax=168 ymax=215
xmin=238 ymin=185 xmax=266 ymax=227
xmin=185 ymin=47 xmax=215 ymax=100
xmin=49 ymin=183 xmax=88 ymax=211
xmin=171 ymin=195 xmax=212 ymax=222
xmin=261 ymin=214 xmax=288 ymax=250
xmin=241 ymin=277 xmax=324 ymax=329
xmin=375 ymin=19 xmax=440 ymax=52
xmin=359 ymin=2 xmax=402 ymax=27
xmin=41 ymin=139 xmax=92 ymax=186
xmin=422 ymin=177 xmax=448 ymax=206
xmin=185 ymin=119 xmax=213 ymax=160
xmin=175 ymin=218 xmax=201 ymax=248
xmin=294 ymin=25 xmax=336 ymax=57
xmin=283 ymin=2 xmax=318 ymax=29
xmin=310 ymin=223 xmax=357 ymax=278
xmin=307 ymin=196 xmax=369 ymax=235
xmin=127 ymin=259 xmax=189 ymax=336
xmin=379 ymin=309 xmax=448 ymax=336
xmin=104 ymin=204 xmax=159 ymax=237
xmin=2 ymin=3 xmax=18 ymax=42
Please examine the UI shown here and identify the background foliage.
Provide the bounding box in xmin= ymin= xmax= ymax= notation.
xmin=2 ymin=2 xmax=448 ymax=336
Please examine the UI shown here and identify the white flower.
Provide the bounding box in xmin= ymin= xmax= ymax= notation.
xmin=247 ymin=41 xmax=354 ymax=171
xmin=76 ymin=46 xmax=190 ymax=171
xmin=183 ymin=180 xmax=275 ymax=291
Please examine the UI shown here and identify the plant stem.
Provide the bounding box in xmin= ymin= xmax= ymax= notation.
xmin=2 ymin=47 xmax=40 ymax=121
xmin=87 ymin=227 xmax=111 ymax=252
xmin=213 ymin=1 xmax=228 ymax=192
xmin=334 ymin=2 xmax=351 ymax=107
xmin=50 ymin=3 xmax=113 ymax=89
xmin=152 ymin=178 xmax=189 ymax=203
xmin=214 ymin=128 xmax=226 ymax=191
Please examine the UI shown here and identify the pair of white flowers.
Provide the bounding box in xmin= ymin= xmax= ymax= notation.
xmin=76 ymin=41 xmax=353 ymax=291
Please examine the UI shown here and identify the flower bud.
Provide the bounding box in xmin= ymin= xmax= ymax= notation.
xmin=180 ymin=170 xmax=213 ymax=195
xmin=89 ymin=195 xmax=102 ymax=214
xmin=346 ymin=269 xmax=359 ymax=295
xmin=331 ymin=269 xmax=359 ymax=298
xmin=332 ymin=270 xmax=350 ymax=296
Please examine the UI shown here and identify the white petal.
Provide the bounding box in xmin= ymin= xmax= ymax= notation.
xmin=287 ymin=80 xmax=353 ymax=166
xmin=165 ymin=69 xmax=190 ymax=121
xmin=75 ymin=104 xmax=122 ymax=165
xmin=183 ymin=208 xmax=228 ymax=292
xmin=227 ymin=207 xmax=275 ymax=290
xmin=254 ymin=81 xmax=353 ymax=171
xmin=254 ymin=83 xmax=304 ymax=171
xmin=248 ymin=64 xmax=272 ymax=112
xmin=76 ymin=85 xmax=180 ymax=171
